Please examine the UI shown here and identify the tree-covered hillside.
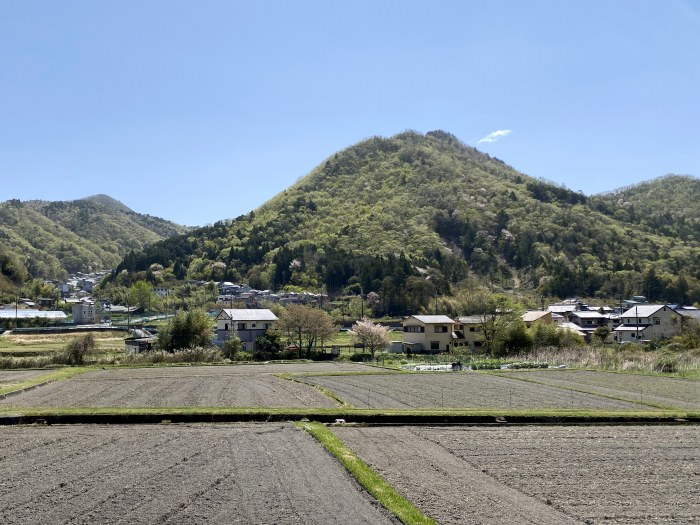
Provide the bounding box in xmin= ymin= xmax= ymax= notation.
xmin=110 ymin=131 xmax=700 ymax=311
xmin=0 ymin=196 xmax=186 ymax=288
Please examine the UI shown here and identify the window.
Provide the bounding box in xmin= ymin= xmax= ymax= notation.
xmin=469 ymin=327 xmax=475 ymax=332
xmin=430 ymin=341 xmax=440 ymax=350
xmin=251 ymin=323 xmax=257 ymax=328
xmin=237 ymin=323 xmax=246 ymax=331
xmin=434 ymin=325 xmax=448 ymax=333
xmin=653 ymin=317 xmax=660 ymax=325
xmin=404 ymin=325 xmax=424 ymax=333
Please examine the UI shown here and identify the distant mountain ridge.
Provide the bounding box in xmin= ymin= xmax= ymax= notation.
xmin=0 ymin=195 xmax=187 ymax=288
xmin=80 ymin=194 xmax=134 ymax=214
xmin=111 ymin=130 xmax=699 ymax=309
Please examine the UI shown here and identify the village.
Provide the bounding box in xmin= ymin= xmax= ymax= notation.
xmin=2 ymin=269 xmax=699 ymax=355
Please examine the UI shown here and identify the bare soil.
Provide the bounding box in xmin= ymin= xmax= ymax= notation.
xmin=0 ymin=423 xmax=398 ymax=525
xmin=0 ymin=365 xmax=347 ymax=408
xmin=0 ymin=369 xmax=52 ymax=385
xmin=304 ymin=372 xmax=655 ymax=410
xmin=334 ymin=425 xmax=700 ymax=524
xmin=500 ymin=369 xmax=700 ymax=410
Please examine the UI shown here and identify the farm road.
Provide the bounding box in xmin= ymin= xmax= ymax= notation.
xmin=500 ymin=369 xmax=700 ymax=410
xmin=334 ymin=425 xmax=700 ymax=524
xmin=0 ymin=423 xmax=398 ymax=525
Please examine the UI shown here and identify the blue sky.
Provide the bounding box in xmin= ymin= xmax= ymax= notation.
xmin=1 ymin=1 xmax=698 ymax=226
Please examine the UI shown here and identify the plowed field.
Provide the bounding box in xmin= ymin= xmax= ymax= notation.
xmin=0 ymin=423 xmax=398 ymax=525
xmin=0 ymin=369 xmax=51 ymax=387
xmin=333 ymin=425 xmax=700 ymax=524
xmin=500 ymin=369 xmax=700 ymax=410
xmin=0 ymin=365 xmax=345 ymax=408
xmin=304 ymin=372 xmax=654 ymax=410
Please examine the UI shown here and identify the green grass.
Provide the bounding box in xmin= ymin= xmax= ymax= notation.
xmin=1 ymin=405 xmax=693 ymax=421
xmin=297 ymin=421 xmax=438 ymax=525
xmin=0 ymin=367 xmax=92 ymax=396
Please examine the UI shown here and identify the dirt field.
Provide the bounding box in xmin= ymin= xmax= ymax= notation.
xmin=0 ymin=365 xmax=346 ymax=408
xmin=304 ymin=372 xmax=655 ymax=410
xmin=0 ymin=423 xmax=398 ymax=525
xmin=499 ymin=369 xmax=700 ymax=410
xmin=334 ymin=425 xmax=700 ymax=524
xmin=0 ymin=369 xmax=52 ymax=385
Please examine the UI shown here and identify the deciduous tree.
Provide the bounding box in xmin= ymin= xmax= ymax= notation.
xmin=349 ymin=318 xmax=390 ymax=357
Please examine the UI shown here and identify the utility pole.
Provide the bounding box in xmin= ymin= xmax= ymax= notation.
xmin=360 ymin=288 xmax=364 ymax=320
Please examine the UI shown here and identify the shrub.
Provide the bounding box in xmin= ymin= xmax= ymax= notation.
xmin=654 ymin=353 xmax=679 ymax=373
xmin=59 ymin=334 xmax=96 ymax=365
xmin=349 ymin=353 xmax=373 ymax=362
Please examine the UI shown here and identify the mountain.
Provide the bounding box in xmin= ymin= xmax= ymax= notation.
xmin=80 ymin=194 xmax=134 ymax=214
xmin=110 ymin=131 xmax=700 ymax=311
xmin=0 ymin=196 xmax=187 ymax=287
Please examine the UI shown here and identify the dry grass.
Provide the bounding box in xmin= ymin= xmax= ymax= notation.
xmin=513 ymin=346 xmax=700 ymax=377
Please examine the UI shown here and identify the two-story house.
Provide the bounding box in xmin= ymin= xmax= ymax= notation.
xmin=613 ymin=305 xmax=682 ymax=343
xmin=402 ymin=315 xmax=455 ymax=353
xmin=215 ymin=308 xmax=278 ymax=351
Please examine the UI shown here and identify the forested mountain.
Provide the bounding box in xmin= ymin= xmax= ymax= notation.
xmin=110 ymin=131 xmax=700 ymax=312
xmin=0 ymin=196 xmax=186 ymax=288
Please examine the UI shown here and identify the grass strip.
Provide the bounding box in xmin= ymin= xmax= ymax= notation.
xmin=2 ymin=406 xmax=695 ymax=425
xmin=298 ymin=421 xmax=437 ymax=525
xmin=488 ymin=370 xmax=683 ymax=411
xmin=0 ymin=367 xmax=92 ymax=397
xmin=276 ymin=373 xmax=354 ymax=407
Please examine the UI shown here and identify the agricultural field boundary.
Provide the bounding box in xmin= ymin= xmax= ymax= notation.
xmin=0 ymin=368 xmax=91 ymax=398
xmin=276 ymin=373 xmax=354 ymax=407
xmin=297 ymin=421 xmax=438 ymax=525
xmin=1 ymin=406 xmax=697 ymax=426
xmin=486 ymin=370 xmax=686 ymax=411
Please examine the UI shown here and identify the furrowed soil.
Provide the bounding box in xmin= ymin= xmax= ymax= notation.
xmin=304 ymin=372 xmax=655 ymax=410
xmin=0 ymin=423 xmax=398 ymax=525
xmin=0 ymin=364 xmax=368 ymax=408
xmin=0 ymin=369 xmax=52 ymax=385
xmin=499 ymin=369 xmax=700 ymax=410
xmin=333 ymin=425 xmax=700 ymax=524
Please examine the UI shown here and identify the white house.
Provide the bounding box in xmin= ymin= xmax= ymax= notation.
xmin=613 ymin=305 xmax=682 ymax=343
xmin=215 ymin=308 xmax=278 ymax=351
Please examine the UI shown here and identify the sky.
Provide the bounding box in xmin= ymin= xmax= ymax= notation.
xmin=1 ymin=1 xmax=699 ymax=226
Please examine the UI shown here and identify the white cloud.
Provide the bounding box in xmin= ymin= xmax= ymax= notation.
xmin=477 ymin=129 xmax=512 ymax=144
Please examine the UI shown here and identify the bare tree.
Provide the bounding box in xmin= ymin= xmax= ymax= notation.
xmin=350 ymin=318 xmax=390 ymax=357
xmin=277 ymin=304 xmax=336 ymax=358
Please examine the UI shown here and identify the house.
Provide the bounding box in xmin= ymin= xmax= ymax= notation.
xmin=215 ymin=308 xmax=278 ymax=351
xmin=401 ymin=315 xmax=455 ymax=353
xmin=124 ymin=329 xmax=156 ymax=353
xmin=521 ymin=310 xmax=553 ymax=328
xmin=72 ymin=302 xmax=98 ymax=325
xmin=453 ymin=315 xmax=485 ymax=351
xmin=613 ymin=305 xmax=683 ymax=343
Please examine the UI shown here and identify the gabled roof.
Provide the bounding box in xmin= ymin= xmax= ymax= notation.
xmin=620 ymin=304 xmax=677 ymax=318
xmin=217 ymin=308 xmax=278 ymax=322
xmin=614 ymin=325 xmax=651 ymax=332
xmin=457 ymin=315 xmax=485 ymax=324
xmin=521 ymin=310 xmax=550 ymax=322
xmin=405 ymin=315 xmax=454 ymax=325
xmin=569 ymin=311 xmax=606 ymax=319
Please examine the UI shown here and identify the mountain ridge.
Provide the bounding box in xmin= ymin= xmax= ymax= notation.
xmin=109 ymin=130 xmax=699 ymax=310
xmin=0 ymin=196 xmax=187 ymax=289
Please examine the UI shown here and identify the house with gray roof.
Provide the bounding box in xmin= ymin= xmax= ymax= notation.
xmin=613 ymin=304 xmax=682 ymax=343
xmin=215 ymin=308 xmax=278 ymax=351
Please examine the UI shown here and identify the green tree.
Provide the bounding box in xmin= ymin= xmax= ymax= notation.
xmin=129 ymin=280 xmax=153 ymax=312
xmin=156 ymin=308 xmax=213 ymax=351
